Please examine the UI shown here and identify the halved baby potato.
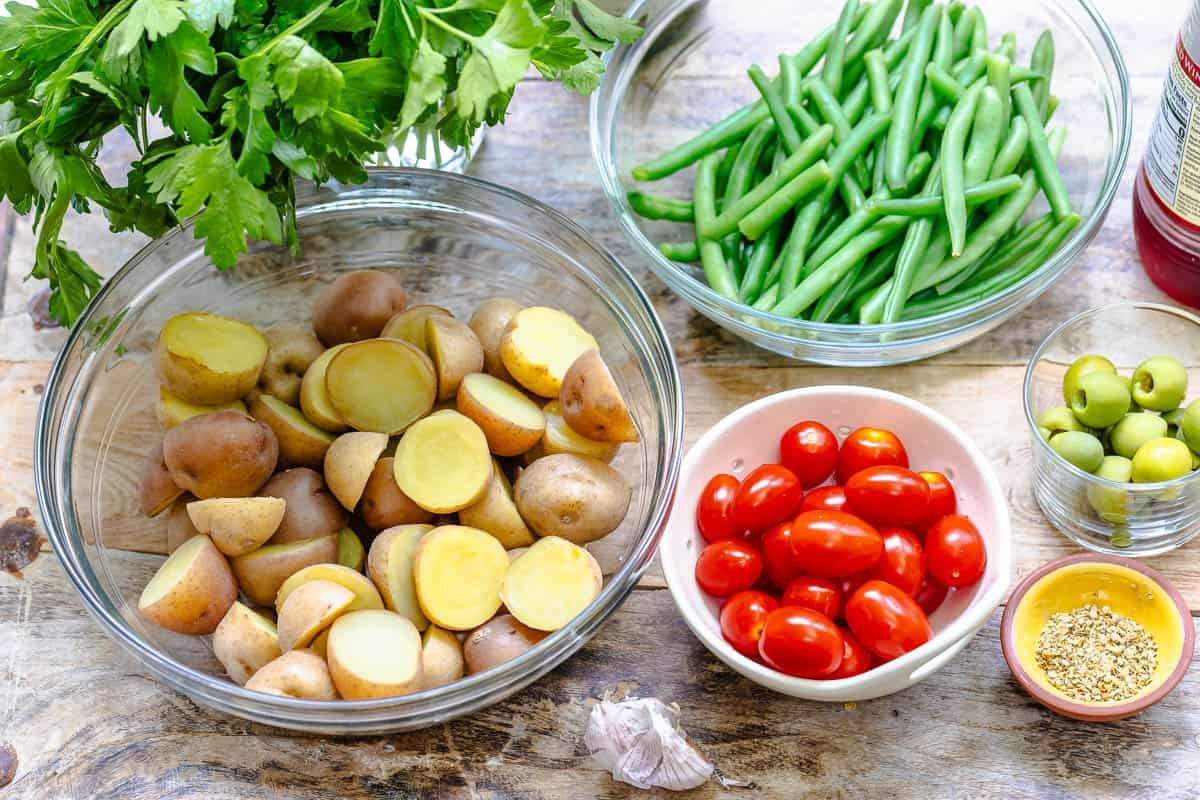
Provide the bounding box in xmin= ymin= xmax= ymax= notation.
xmin=249 ymin=393 xmax=335 ymax=469
xmin=413 ymin=525 xmax=508 ymax=631
xmin=276 ymin=578 xmax=357 ymax=652
xmin=275 ymin=563 xmax=384 ymax=614
xmin=458 ymin=461 xmax=535 ymax=549
xmin=156 ymin=385 xmax=247 ymax=431
xmin=381 ymin=305 xmax=453 ymax=354
xmin=558 ymin=350 xmax=640 ymax=444
xmin=139 ymin=534 xmax=238 ymax=635
xmin=426 ymin=315 xmax=484 ymax=401
xmin=469 ymin=297 xmax=522 ymax=382
xmin=501 ymin=536 xmax=603 ymax=631
xmin=542 ymin=400 xmax=618 ymax=463
xmin=499 ymin=307 xmax=598 ymax=398
xmin=393 ymin=412 xmax=491 ymax=514
xmin=156 ymin=312 xmax=268 ymax=405
xmin=245 ymin=649 xmax=338 ymax=700
xmin=326 ymin=609 xmax=423 ymax=699
xmin=420 ymin=626 xmax=465 ymax=690
xmin=326 ymin=338 xmax=437 ymax=434
xmin=299 ymin=343 xmax=351 ymax=433
xmin=140 ymin=445 xmax=183 ymax=517
xmin=231 ymin=533 xmax=339 ymax=606
xmin=456 ymin=372 xmax=545 ymax=457
xmin=212 ymin=601 xmax=281 ymax=685
xmin=324 ymin=431 xmax=389 ymax=511
xmin=366 ymin=524 xmax=432 ymax=630
xmin=359 ymin=457 xmax=435 ymax=531
xmin=186 ymin=496 xmax=287 ymax=556
xmin=257 ymin=468 xmax=347 ymax=544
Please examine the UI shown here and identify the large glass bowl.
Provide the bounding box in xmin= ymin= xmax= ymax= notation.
xmin=34 ymin=169 xmax=683 ymax=734
xmin=591 ymin=0 xmax=1131 ymax=365
xmin=1023 ymin=303 xmax=1200 ymax=556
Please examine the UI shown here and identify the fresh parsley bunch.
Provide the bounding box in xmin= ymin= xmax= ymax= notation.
xmin=0 ymin=0 xmax=641 ymax=325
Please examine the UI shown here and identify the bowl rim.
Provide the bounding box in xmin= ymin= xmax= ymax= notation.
xmin=34 ymin=167 xmax=686 ymax=729
xmin=590 ymin=0 xmax=1133 ymax=349
xmin=998 ymin=553 xmax=1195 ymax=720
xmin=1021 ymin=301 xmax=1200 ymax=493
xmin=659 ymin=385 xmax=1013 ymax=695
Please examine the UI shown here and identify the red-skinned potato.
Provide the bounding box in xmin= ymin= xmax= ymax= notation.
xmin=558 ymin=350 xmax=639 ymax=444
xmin=258 ymin=468 xmax=347 ymax=544
xmin=312 ymin=270 xmax=408 ymax=346
xmin=162 ymin=410 xmax=278 ymax=499
xmin=463 ymin=614 xmax=548 ymax=674
xmin=140 ymin=445 xmax=183 ymax=517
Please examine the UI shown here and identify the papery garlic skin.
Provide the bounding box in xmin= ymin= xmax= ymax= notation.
xmin=585 ymin=697 xmax=713 ymax=791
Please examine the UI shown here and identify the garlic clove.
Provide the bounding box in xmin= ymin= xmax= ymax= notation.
xmin=585 ymin=697 xmax=713 ymax=792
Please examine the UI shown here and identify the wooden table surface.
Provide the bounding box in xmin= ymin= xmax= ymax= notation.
xmin=2 ymin=1 xmax=1199 ymax=797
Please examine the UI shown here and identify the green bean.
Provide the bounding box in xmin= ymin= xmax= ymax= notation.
xmin=715 ymin=142 xmax=741 ymax=197
xmin=846 ymin=240 xmax=904 ymax=301
xmin=780 ymin=54 xmax=804 ymax=109
xmin=970 ymin=10 xmax=986 ymax=52
xmin=912 ymin=11 xmax=955 ymax=157
xmin=740 ymin=220 xmax=783 ymax=301
xmin=937 ymin=214 xmax=1055 ymax=292
xmin=811 ymin=259 xmax=867 ymax=322
xmin=867 ymin=174 xmax=1021 ymax=216
xmin=1030 ymin=31 xmax=1055 ymax=119
xmin=791 ymin=103 xmax=868 ymax=212
xmin=997 ymin=32 xmax=1017 ymax=61
xmin=989 ymin=117 xmax=1028 ymax=180
xmin=694 ymin=154 xmax=739 ymax=300
xmin=778 ymin=202 xmax=822 ymax=293
xmin=628 ymin=192 xmax=695 ymax=222
xmin=986 ymin=55 xmax=1012 ymax=133
xmin=905 ymin=151 xmax=934 ymax=189
xmin=860 ymin=224 xmax=948 ymax=322
xmin=809 ymin=191 xmax=889 ymax=271
xmin=902 ymin=0 xmax=932 ymax=32
xmin=883 ymin=164 xmax=940 ymax=323
xmin=752 ymin=284 xmax=780 ymax=311
xmin=1046 ymin=95 xmax=1060 ymax=121
xmin=951 ymin=52 xmax=986 ymax=84
xmin=724 ymin=120 xmax=776 ymax=207
xmin=702 ymin=125 xmax=833 ymax=239
xmin=821 ymin=0 xmax=859 ymax=96
xmin=964 ymin=87 xmax=1004 ymax=186
xmin=1010 ymin=65 xmax=1047 ymax=84
xmin=739 ymin=161 xmax=833 ymax=240
xmin=865 ymin=49 xmax=892 ymax=113
xmin=845 ymin=27 xmax=917 ymax=125
xmin=941 ymin=79 xmax=983 ymax=257
xmin=952 ymin=7 xmax=980 ymax=60
xmin=807 ymin=78 xmax=872 ymax=187
xmin=1012 ymin=83 xmax=1072 ymax=219
xmin=748 ymin=64 xmax=804 ymax=155
xmin=886 ymin=4 xmax=940 ymax=190
xmin=844 ymin=0 xmax=903 ymax=69
xmin=924 ymin=63 xmax=963 ymax=101
xmin=946 ymin=0 xmax=966 ymax=25
xmin=659 ymin=241 xmax=701 ymax=262
xmin=811 ymin=201 xmax=849 ymax=253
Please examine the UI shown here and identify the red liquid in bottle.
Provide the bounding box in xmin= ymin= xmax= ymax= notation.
xmin=1133 ymin=164 xmax=1200 ymax=308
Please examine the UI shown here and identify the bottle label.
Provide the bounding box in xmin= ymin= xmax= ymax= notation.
xmin=1145 ymin=36 xmax=1200 ymax=228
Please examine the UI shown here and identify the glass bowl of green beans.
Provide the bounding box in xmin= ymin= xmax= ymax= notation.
xmin=590 ymin=0 xmax=1131 ymax=364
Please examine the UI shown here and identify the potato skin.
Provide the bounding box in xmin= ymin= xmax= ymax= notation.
xmin=230 ymin=533 xmax=339 ymax=606
xmin=259 ymin=323 xmax=325 ymax=406
xmin=212 ymin=602 xmax=281 ymax=685
xmin=558 ymin=350 xmax=640 ymax=444
xmin=245 ymin=649 xmax=339 ymax=700
xmin=258 ymin=468 xmax=347 ymax=544
xmin=463 ymin=614 xmax=548 ymax=674
xmin=162 ymin=410 xmax=279 ymax=499
xmin=312 ymin=270 xmax=408 ymax=346
xmin=427 ymin=315 xmax=485 ymax=401
xmin=248 ymin=393 xmax=334 ymax=469
xmin=156 ymin=313 xmax=268 ymax=405
xmin=140 ymin=445 xmax=183 ymax=517
xmin=139 ymin=535 xmax=238 ymax=635
xmin=469 ymin=297 xmax=522 ymax=382
xmin=360 ymin=457 xmax=434 ymax=530
xmin=166 ymin=496 xmax=201 ymax=553
xmin=513 ymin=454 xmax=631 ymax=545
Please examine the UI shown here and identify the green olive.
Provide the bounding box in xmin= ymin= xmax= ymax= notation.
xmin=1109 ymin=413 xmax=1169 ymax=459
xmin=1086 ymin=455 xmax=1134 ymax=524
xmin=1181 ymin=399 xmax=1200 ymax=453
xmin=1049 ymin=430 xmax=1105 ymax=473
xmin=1069 ymin=371 xmax=1131 ymax=428
xmin=1036 ymin=405 xmax=1088 ymax=437
xmin=1163 ymin=407 xmax=1187 ymax=428
xmin=1130 ymin=437 xmax=1193 ymax=483
xmin=1037 ymin=425 xmax=1053 ymax=442
xmin=1131 ymin=355 xmax=1189 ymax=412
xmin=1062 ymin=354 xmax=1117 ymax=405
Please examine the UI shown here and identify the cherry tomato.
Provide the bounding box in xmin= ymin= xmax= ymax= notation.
xmin=719 ymin=590 xmax=779 ymax=658
xmin=800 ymin=485 xmax=848 ymax=513
xmin=836 ymin=427 xmax=909 ymax=484
xmin=835 ymin=572 xmax=869 ymax=606
xmin=845 ymin=466 xmax=931 ymax=528
xmin=828 ymin=628 xmax=874 ymax=679
xmin=845 ymin=580 xmax=933 ymax=661
xmin=924 ymin=515 xmax=987 ymax=588
xmin=786 ymin=510 xmax=883 ymax=578
xmin=758 ymin=607 xmax=844 ymax=678
xmin=696 ymin=474 xmax=744 ymax=543
xmin=781 ymin=576 xmax=841 ymax=619
xmin=731 ymin=464 xmax=804 ymax=531
xmin=915 ymin=578 xmax=949 ymax=616
xmin=779 ymin=421 xmax=839 ymax=488
xmin=760 ymin=520 xmax=804 ymax=589
xmin=695 ymin=540 xmax=763 ymax=598
xmin=918 ymin=471 xmax=957 ymax=529
xmin=866 ymin=528 xmax=925 ymax=597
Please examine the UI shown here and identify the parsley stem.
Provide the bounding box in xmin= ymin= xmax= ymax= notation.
xmin=417 ymin=8 xmax=474 ymax=45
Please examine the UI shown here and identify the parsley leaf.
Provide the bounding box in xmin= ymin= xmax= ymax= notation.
xmin=0 ymin=0 xmax=96 ymax=63
xmin=181 ymin=0 xmax=234 ymax=35
xmin=145 ymin=22 xmax=216 ymax=141
xmin=437 ymin=0 xmax=545 ymax=121
xmin=398 ymin=39 xmax=445 ymax=129
xmin=270 ymin=35 xmax=343 ymax=123
xmin=369 ymin=0 xmax=418 ymax=62
xmin=573 ymin=0 xmax=641 ymax=45
xmin=108 ymin=0 xmax=186 ymax=60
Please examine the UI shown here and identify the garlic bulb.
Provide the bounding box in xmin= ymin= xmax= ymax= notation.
xmin=585 ymin=697 xmax=713 ymax=791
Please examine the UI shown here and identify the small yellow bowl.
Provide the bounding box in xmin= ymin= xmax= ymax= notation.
xmin=1001 ymin=554 xmax=1194 ymax=721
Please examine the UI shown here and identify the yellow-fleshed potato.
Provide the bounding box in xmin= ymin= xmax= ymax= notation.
xmin=469 ymin=297 xmax=522 ymax=382
xmin=381 ymin=304 xmax=453 ymax=353
xmin=257 ymin=468 xmax=347 ymax=544
xmin=166 ymin=496 xmax=201 ymax=553
xmin=230 ymin=533 xmax=339 ymax=606
xmin=140 ymin=445 xmax=183 ymax=517
xmin=324 ymin=431 xmax=389 ymax=511
xmin=463 ymin=614 xmax=548 ymax=675
xmin=501 ymin=537 xmax=602 ymax=631
xmin=420 ymin=625 xmax=465 ymax=689
xmin=326 ymin=609 xmax=423 ymax=699
xmin=499 ymin=307 xmax=598 ymax=398
xmin=299 ymin=343 xmax=351 ymax=433
xmin=413 ymin=525 xmax=508 ymax=630
xmin=456 ymin=373 xmax=545 ymax=457
xmin=156 ymin=385 xmax=247 ymax=431
xmin=162 ymin=410 xmax=279 ymax=499
xmin=541 ymin=401 xmax=618 ymax=463
xmin=212 ymin=601 xmax=281 ymax=685
xmin=514 ymin=454 xmax=631 ymax=545
xmin=458 ymin=461 xmax=535 ymax=549
xmin=393 ymin=412 xmax=491 ymax=514
xmin=426 ymin=315 xmax=484 ymax=401
xmin=338 ymin=528 xmax=365 ymax=572
xmin=259 ymin=323 xmax=325 ymax=406
xmin=558 ymin=350 xmax=640 ymax=444
xmin=359 ymin=457 xmax=434 ymax=530
xmin=185 ymin=496 xmax=287 ymax=557
xmin=245 ymin=649 xmax=338 ymax=700
xmin=138 ymin=535 xmax=238 ymax=635
xmin=156 ymin=312 xmax=269 ymax=405
xmin=276 ymin=579 xmax=357 ymax=651
xmin=506 ymin=547 xmax=528 ymax=564
xmin=276 ymin=563 xmax=384 ymax=614
xmin=311 ymin=628 xmax=330 ymax=659
xmin=249 ymin=393 xmax=335 ymax=469
xmin=325 ymin=338 xmax=437 ymax=434
xmin=312 ymin=270 xmax=408 ymax=346
xmin=366 ymin=524 xmax=432 ymax=630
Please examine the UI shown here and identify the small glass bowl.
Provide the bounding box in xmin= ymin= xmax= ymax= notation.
xmin=1023 ymin=303 xmax=1200 ymax=556
xmin=34 ymin=169 xmax=683 ymax=734
xmin=591 ymin=0 xmax=1132 ymax=365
